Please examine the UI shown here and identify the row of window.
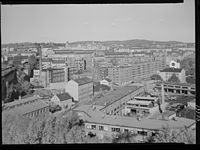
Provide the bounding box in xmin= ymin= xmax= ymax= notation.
xmin=88 ymin=124 xmax=148 ymax=135
xmin=25 ymin=107 xmax=48 ymax=118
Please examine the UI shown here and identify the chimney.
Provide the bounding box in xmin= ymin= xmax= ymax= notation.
xmin=161 ymin=83 xmax=165 ymax=105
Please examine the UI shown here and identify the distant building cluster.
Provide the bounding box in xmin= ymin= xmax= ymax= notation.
xmin=1 ymin=42 xmax=196 ymax=143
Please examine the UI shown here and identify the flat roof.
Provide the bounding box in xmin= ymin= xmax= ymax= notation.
xmin=74 ymin=77 xmax=93 ymax=86
xmin=155 ymin=81 xmax=195 ymax=88
xmin=91 ymin=86 xmax=143 ymax=107
xmin=127 ymin=100 xmax=151 ymax=106
xmin=73 ymin=105 xmax=195 ymax=131
xmin=134 ymin=96 xmax=156 ymax=100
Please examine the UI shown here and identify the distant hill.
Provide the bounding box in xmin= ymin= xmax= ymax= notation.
xmin=2 ymin=39 xmax=194 ymax=49
xmin=69 ymin=39 xmax=194 ymax=49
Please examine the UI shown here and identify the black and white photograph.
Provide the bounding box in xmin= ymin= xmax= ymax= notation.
xmin=1 ymin=0 xmax=196 ymax=144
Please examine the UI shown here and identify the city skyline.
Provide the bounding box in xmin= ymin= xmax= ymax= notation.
xmin=2 ymin=0 xmax=195 ymax=44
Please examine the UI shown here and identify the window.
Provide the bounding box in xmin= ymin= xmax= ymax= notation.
xmin=91 ymin=125 xmax=96 ymax=130
xmin=124 ymin=129 xmax=129 ymax=132
xmin=137 ymin=131 xmax=147 ymax=136
xmin=111 ymin=127 xmax=120 ymax=132
xmin=99 ymin=126 xmax=104 ymax=131
xmin=86 ymin=125 xmax=91 ymax=129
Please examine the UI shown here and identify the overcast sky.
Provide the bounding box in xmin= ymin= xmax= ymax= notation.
xmin=1 ymin=0 xmax=195 ymax=44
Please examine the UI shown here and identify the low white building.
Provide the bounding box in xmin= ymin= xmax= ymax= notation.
xmin=100 ymin=78 xmax=112 ymax=86
xmin=158 ymin=68 xmax=186 ymax=83
xmin=51 ymin=92 xmax=74 ymax=110
xmin=65 ymin=77 xmax=93 ymax=102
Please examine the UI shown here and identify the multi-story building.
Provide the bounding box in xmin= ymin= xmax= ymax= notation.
xmin=65 ymin=77 xmax=93 ymax=102
xmin=93 ymin=63 xmax=109 ymax=81
xmin=36 ymin=65 xmax=69 ymax=89
xmin=108 ymin=65 xmax=132 ymax=86
xmin=132 ymin=57 xmax=166 ymax=82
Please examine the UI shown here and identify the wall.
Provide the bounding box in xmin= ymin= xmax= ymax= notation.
xmin=78 ymin=82 xmax=93 ymax=101
xmin=84 ymin=122 xmax=154 ymax=139
xmin=49 ymin=82 xmax=66 ymax=91
xmin=65 ymin=80 xmax=79 ymax=101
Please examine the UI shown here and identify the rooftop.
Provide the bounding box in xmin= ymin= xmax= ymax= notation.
xmin=3 ymin=95 xmax=41 ymax=109
xmin=5 ymin=100 xmax=49 ymax=116
xmin=127 ymin=100 xmax=152 ymax=106
xmin=162 ymin=110 xmax=176 ymax=117
xmin=160 ymin=68 xmax=183 ymax=73
xmin=56 ymin=93 xmax=72 ymax=101
xmin=134 ymin=96 xmax=156 ymax=101
xmin=155 ymin=81 xmax=195 ymax=88
xmin=90 ymin=86 xmax=143 ymax=107
xmin=74 ymin=77 xmax=93 ymax=86
xmin=54 ymin=50 xmax=93 ymax=54
xmin=73 ymin=104 xmax=195 ymax=131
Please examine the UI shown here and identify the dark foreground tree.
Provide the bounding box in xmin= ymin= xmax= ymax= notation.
xmin=144 ymin=126 xmax=196 ymax=144
xmin=167 ymin=74 xmax=180 ymax=83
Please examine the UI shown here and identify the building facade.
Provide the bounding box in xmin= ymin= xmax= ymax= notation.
xmin=158 ymin=68 xmax=186 ymax=83
xmin=65 ymin=77 xmax=93 ymax=102
xmin=108 ymin=65 xmax=132 ymax=86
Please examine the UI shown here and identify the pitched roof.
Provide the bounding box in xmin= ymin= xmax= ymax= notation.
xmin=160 ymin=68 xmax=182 ymax=73
xmin=104 ymin=78 xmax=112 ymax=82
xmin=90 ymin=86 xmax=143 ymax=107
xmin=4 ymin=100 xmax=49 ymax=115
xmin=74 ymin=77 xmax=93 ymax=86
xmin=56 ymin=93 xmax=72 ymax=101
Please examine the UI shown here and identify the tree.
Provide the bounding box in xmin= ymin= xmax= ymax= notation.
xmin=112 ymin=131 xmax=138 ymax=143
xmin=2 ymin=112 xmax=31 ymax=144
xmin=150 ymin=74 xmax=163 ymax=81
xmin=144 ymin=126 xmax=196 ymax=144
xmin=167 ymin=74 xmax=180 ymax=83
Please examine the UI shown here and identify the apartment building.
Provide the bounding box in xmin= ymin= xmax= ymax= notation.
xmin=108 ymin=65 xmax=132 ymax=86
xmin=38 ymin=66 xmax=69 ymax=89
xmin=132 ymin=57 xmax=166 ymax=82
xmin=65 ymin=77 xmax=93 ymax=102
xmin=93 ymin=63 xmax=109 ymax=81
